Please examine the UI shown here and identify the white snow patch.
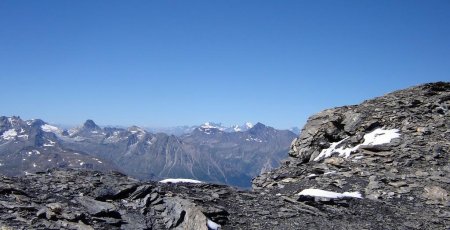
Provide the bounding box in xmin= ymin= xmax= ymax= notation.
xmin=129 ymin=127 xmax=146 ymax=134
xmin=245 ymin=137 xmax=263 ymax=143
xmin=41 ymin=124 xmax=60 ymax=133
xmin=298 ymin=188 xmax=362 ymax=199
xmin=1 ymin=129 xmax=17 ymax=140
xmin=73 ymin=136 xmax=85 ymax=141
xmin=27 ymin=150 xmax=41 ymax=155
xmin=324 ymin=171 xmax=337 ymax=175
xmin=80 ymin=162 xmax=85 ymax=166
xmin=43 ymin=140 xmax=56 ymax=147
xmin=33 ymin=163 xmax=37 ymax=168
xmin=306 ymin=174 xmax=317 ymax=178
xmin=48 ymin=159 xmax=52 ymax=162
xmin=201 ymin=122 xmax=221 ymax=129
xmin=200 ymin=122 xmax=225 ymax=132
xmin=159 ymin=178 xmax=203 ymax=184
xmin=68 ymin=129 xmax=77 ymax=136
xmin=18 ymin=134 xmax=29 ymax=140
xmin=207 ymin=219 xmax=221 ymax=230
xmin=97 ymin=160 xmax=102 ymax=164
xmin=314 ymin=128 xmax=400 ymax=161
xmin=361 ymin=128 xmax=400 ymax=146
xmin=0 ymin=163 xmax=3 ymax=166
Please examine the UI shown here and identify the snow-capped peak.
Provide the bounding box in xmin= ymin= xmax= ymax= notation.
xmin=127 ymin=126 xmax=146 ymax=134
xmin=41 ymin=124 xmax=61 ymax=133
xmin=232 ymin=125 xmax=241 ymax=132
xmin=200 ymin=122 xmax=225 ymax=131
xmin=198 ymin=122 xmax=255 ymax=133
xmin=229 ymin=122 xmax=254 ymax=132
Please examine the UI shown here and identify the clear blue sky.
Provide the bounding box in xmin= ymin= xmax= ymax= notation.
xmin=1 ymin=1 xmax=449 ymax=129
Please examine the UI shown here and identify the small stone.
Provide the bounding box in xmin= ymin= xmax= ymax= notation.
xmin=45 ymin=210 xmax=57 ymax=220
xmin=75 ymin=196 xmax=117 ymax=216
xmin=389 ymin=181 xmax=407 ymax=188
xmin=129 ymin=185 xmax=153 ymax=200
xmin=397 ymin=187 xmax=411 ymax=194
xmin=416 ymin=127 xmax=431 ymax=135
xmin=46 ymin=203 xmax=63 ymax=214
xmin=36 ymin=208 xmax=47 ymax=218
xmin=423 ymin=186 xmax=448 ymax=203
xmin=324 ymin=157 xmax=345 ymax=167
xmin=258 ymin=210 xmax=270 ymax=215
xmin=415 ymin=170 xmax=429 ymax=177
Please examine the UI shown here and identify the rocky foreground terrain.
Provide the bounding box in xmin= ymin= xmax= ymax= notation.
xmin=0 ymin=82 xmax=449 ymax=229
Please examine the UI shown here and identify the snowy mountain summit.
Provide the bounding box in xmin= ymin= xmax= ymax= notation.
xmin=198 ymin=122 xmax=254 ymax=133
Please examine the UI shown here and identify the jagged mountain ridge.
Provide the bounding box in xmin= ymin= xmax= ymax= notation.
xmin=147 ymin=122 xmax=257 ymax=136
xmin=0 ymin=117 xmax=296 ymax=187
xmin=0 ymin=117 xmax=115 ymax=176
xmin=0 ymin=82 xmax=448 ymax=229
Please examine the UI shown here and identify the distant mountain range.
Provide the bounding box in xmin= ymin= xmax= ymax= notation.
xmin=0 ymin=116 xmax=296 ymax=187
xmin=147 ymin=122 xmax=300 ymax=135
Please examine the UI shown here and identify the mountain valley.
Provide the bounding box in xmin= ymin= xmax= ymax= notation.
xmin=0 ymin=117 xmax=296 ymax=188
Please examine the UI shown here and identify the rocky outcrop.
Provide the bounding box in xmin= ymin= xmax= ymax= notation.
xmin=3 ymin=167 xmax=449 ymax=230
xmin=287 ymin=82 xmax=449 ymax=163
xmin=0 ymin=82 xmax=449 ymax=229
xmin=0 ymin=169 xmax=219 ymax=229
xmin=253 ymin=82 xmax=449 ymax=228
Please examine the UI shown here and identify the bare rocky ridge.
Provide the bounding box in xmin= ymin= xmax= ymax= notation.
xmin=0 ymin=82 xmax=449 ymax=229
xmin=253 ymin=82 xmax=450 ymax=228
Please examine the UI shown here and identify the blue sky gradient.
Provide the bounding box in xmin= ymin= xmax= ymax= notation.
xmin=1 ymin=0 xmax=449 ymax=128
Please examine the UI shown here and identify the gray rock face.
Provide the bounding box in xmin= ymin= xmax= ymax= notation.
xmin=252 ymin=82 xmax=449 ymax=228
xmin=287 ymin=82 xmax=449 ymax=163
xmin=0 ymin=169 xmax=216 ymax=229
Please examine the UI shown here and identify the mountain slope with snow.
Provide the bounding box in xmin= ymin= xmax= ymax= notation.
xmin=0 ymin=117 xmax=296 ymax=187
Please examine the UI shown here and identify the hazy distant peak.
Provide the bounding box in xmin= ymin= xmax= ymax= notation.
xmin=127 ymin=126 xmax=146 ymax=134
xmin=83 ymin=119 xmax=99 ymax=130
xmin=200 ymin=122 xmax=225 ymax=130
xmin=252 ymin=122 xmax=266 ymax=129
